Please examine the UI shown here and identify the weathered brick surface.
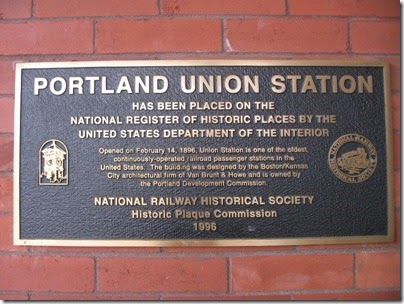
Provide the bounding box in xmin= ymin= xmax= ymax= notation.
xmin=290 ymin=0 xmax=400 ymax=17
xmin=0 ymin=21 xmax=93 ymax=55
xmin=99 ymin=257 xmax=227 ymax=292
xmin=0 ymin=137 xmax=13 ymax=172
xmin=0 ymin=0 xmax=31 ymax=19
xmin=162 ymin=0 xmax=286 ymax=15
xmin=0 ymin=98 xmax=13 ymax=133
xmin=351 ymin=21 xmax=400 ymax=54
xmin=35 ymin=0 xmax=158 ymax=18
xmin=0 ymin=256 xmax=95 ymax=292
xmin=0 ymin=175 xmax=12 ymax=212
xmin=356 ymin=251 xmax=400 ymax=288
xmin=226 ymin=19 xmax=348 ymax=53
xmin=232 ymin=254 xmax=354 ymax=292
xmin=0 ymin=61 xmax=15 ymax=95
xmin=96 ymin=19 xmax=222 ymax=53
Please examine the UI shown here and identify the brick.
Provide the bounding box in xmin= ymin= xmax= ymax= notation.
xmin=351 ymin=21 xmax=400 ymax=54
xmin=356 ymin=251 xmax=400 ymax=288
xmin=0 ymin=21 xmax=93 ymax=56
xmin=293 ymin=291 xmax=401 ymax=301
xmin=391 ymin=94 xmax=400 ymax=131
xmin=30 ymin=294 xmax=159 ymax=301
xmin=35 ymin=0 xmax=158 ymax=18
xmin=226 ymin=19 xmax=348 ymax=53
xmin=0 ymin=216 xmax=28 ymax=252
xmin=162 ymin=0 xmax=286 ymax=15
xmin=232 ymin=254 xmax=354 ymax=292
xmin=0 ymin=136 xmax=13 ymax=171
xmin=290 ymin=0 xmax=400 ymax=17
xmin=96 ymin=19 xmax=222 ymax=53
xmin=0 ymin=0 xmax=31 ymax=19
xmin=393 ymin=133 xmax=400 ymax=169
xmin=0 ymin=175 xmax=12 ymax=212
xmin=99 ymin=257 xmax=227 ymax=292
xmin=0 ymin=255 xmax=95 ymax=292
xmin=0 ymin=61 xmax=15 ymax=95
xmin=0 ymin=98 xmax=13 ymax=133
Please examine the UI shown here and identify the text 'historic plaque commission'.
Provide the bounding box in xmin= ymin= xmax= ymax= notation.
xmin=14 ymin=61 xmax=394 ymax=246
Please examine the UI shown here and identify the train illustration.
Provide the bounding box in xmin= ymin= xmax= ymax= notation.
xmin=337 ymin=147 xmax=369 ymax=175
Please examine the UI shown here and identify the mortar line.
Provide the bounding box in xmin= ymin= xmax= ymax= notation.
xmin=0 ymin=15 xmax=399 ymax=23
xmin=0 ymin=171 xmax=13 ymax=177
xmin=227 ymin=257 xmax=232 ymax=293
xmin=347 ymin=18 xmax=352 ymax=53
xmin=0 ymin=132 xmax=13 ymax=137
xmin=353 ymin=252 xmax=358 ymax=289
xmin=5 ymin=287 xmax=401 ymax=298
xmin=1 ymin=246 xmax=400 ymax=259
xmin=94 ymin=257 xmax=100 ymax=293
xmin=222 ymin=19 xmax=227 ymax=53
xmin=287 ymin=287 xmax=401 ymax=296
xmin=93 ymin=20 xmax=97 ymax=55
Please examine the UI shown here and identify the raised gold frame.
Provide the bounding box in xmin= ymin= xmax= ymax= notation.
xmin=14 ymin=60 xmax=394 ymax=247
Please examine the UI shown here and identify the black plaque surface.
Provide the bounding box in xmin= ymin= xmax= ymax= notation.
xmin=14 ymin=61 xmax=393 ymax=246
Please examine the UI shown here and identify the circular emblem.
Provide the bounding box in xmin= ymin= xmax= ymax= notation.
xmin=328 ymin=134 xmax=377 ymax=183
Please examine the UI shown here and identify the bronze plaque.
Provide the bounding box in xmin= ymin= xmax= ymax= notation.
xmin=14 ymin=60 xmax=394 ymax=246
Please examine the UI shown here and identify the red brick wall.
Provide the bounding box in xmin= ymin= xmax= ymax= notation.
xmin=0 ymin=0 xmax=400 ymax=300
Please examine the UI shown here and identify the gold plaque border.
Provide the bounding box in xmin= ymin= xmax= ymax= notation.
xmin=14 ymin=60 xmax=394 ymax=247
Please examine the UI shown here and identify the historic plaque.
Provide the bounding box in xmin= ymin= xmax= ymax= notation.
xmin=14 ymin=61 xmax=393 ymax=246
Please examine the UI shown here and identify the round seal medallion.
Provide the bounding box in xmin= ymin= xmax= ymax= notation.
xmin=328 ymin=134 xmax=377 ymax=183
